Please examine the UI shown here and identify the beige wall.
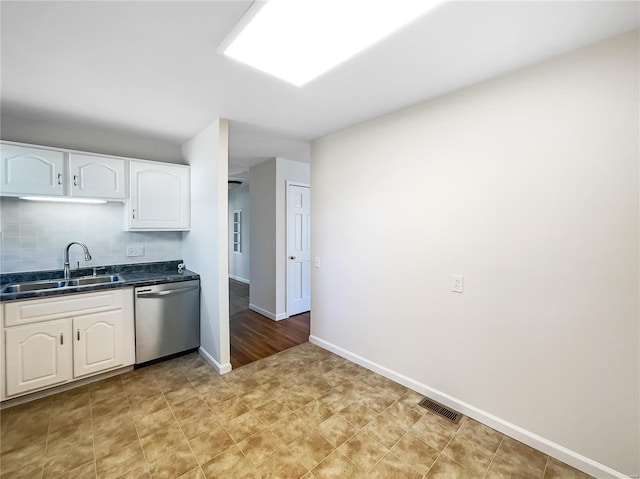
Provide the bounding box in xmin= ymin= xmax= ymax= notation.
xmin=311 ymin=30 xmax=639 ymax=477
xmin=249 ymin=158 xmax=278 ymax=318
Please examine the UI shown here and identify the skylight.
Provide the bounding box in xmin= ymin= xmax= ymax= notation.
xmin=220 ymin=0 xmax=440 ymax=86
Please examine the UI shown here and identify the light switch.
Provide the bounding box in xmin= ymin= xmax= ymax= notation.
xmin=314 ymin=257 xmax=321 ymax=268
xmin=451 ymin=274 xmax=464 ymax=293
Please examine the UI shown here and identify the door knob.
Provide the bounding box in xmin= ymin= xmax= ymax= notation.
xmin=289 ymin=256 xmax=296 ymax=260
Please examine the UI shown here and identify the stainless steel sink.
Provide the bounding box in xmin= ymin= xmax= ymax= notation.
xmin=68 ymin=275 xmax=122 ymax=286
xmin=2 ymin=280 xmax=70 ymax=293
xmin=1 ymin=274 xmax=123 ymax=294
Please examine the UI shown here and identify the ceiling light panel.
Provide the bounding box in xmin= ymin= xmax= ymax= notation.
xmin=222 ymin=0 xmax=440 ymax=86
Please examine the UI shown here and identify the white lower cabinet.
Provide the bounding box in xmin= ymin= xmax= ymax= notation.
xmin=5 ymin=319 xmax=72 ymax=396
xmin=2 ymin=288 xmax=134 ymax=400
xmin=73 ymin=310 xmax=124 ymax=378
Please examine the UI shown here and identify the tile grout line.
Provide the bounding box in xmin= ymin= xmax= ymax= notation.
xmin=93 ymin=377 xmax=136 ymax=479
xmin=179 ymin=365 xmax=226 ymax=477
xmin=422 ymin=423 xmax=463 ymax=479
xmin=89 ymin=385 xmax=98 ymax=479
xmin=133 ymin=372 xmax=161 ymax=478
xmin=41 ymin=398 xmax=54 ymax=479
xmin=155 ymin=364 xmax=199 ymax=477
xmin=4 ymin=347 xmax=592 ymax=479
xmin=337 ymin=394 xmax=405 ymax=477
xmin=541 ymin=455 xmax=551 ymax=479
xmin=481 ymin=435 xmax=505 ymax=479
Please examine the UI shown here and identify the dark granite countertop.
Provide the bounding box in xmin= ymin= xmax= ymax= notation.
xmin=0 ymin=260 xmax=199 ymax=302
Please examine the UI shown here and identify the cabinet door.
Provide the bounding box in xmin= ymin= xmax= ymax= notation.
xmin=69 ymin=154 xmax=126 ymax=199
xmin=128 ymin=161 xmax=190 ymax=230
xmin=5 ymin=319 xmax=72 ymax=396
xmin=73 ymin=310 xmax=124 ymax=378
xmin=1 ymin=304 xmax=5 ymax=401
xmin=0 ymin=143 xmax=65 ymax=196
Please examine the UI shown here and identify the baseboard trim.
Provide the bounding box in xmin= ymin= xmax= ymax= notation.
xmin=309 ymin=335 xmax=631 ymax=479
xmin=249 ymin=303 xmax=288 ymax=321
xmin=229 ymin=275 xmax=249 ymax=284
xmin=1 ymin=366 xmax=133 ymax=408
xmin=198 ymin=347 xmax=232 ymax=375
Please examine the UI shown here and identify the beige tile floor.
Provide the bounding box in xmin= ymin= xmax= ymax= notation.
xmin=0 ymin=343 xmax=594 ymax=479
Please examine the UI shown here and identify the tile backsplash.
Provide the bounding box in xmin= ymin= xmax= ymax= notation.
xmin=0 ymin=197 xmax=183 ymax=273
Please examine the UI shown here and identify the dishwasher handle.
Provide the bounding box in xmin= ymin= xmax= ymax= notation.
xmin=136 ymin=285 xmax=199 ymax=298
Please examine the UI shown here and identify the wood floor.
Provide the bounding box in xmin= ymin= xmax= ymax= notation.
xmin=229 ymin=278 xmax=310 ymax=369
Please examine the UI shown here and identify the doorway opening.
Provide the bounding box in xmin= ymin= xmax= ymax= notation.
xmin=229 ymin=277 xmax=309 ymax=369
xmin=227 ymin=164 xmax=311 ymax=369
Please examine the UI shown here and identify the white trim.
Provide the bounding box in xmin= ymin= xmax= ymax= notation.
xmin=249 ymin=303 xmax=288 ymax=321
xmin=285 ymin=181 xmax=311 ymax=188
xmin=232 ymin=209 xmax=242 ymax=254
xmin=1 ymin=365 xmax=133 ymax=408
xmin=198 ymin=347 xmax=232 ymax=375
xmin=309 ymin=335 xmax=633 ymax=479
xmin=0 ymin=139 xmax=188 ymax=168
xmin=217 ymin=0 xmax=268 ymax=54
xmin=229 ymin=274 xmax=250 ymax=284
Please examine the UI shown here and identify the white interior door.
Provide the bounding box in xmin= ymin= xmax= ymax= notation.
xmin=287 ymin=184 xmax=311 ymax=316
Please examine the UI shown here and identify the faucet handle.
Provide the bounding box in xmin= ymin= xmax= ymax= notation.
xmin=93 ymin=266 xmax=106 ymax=277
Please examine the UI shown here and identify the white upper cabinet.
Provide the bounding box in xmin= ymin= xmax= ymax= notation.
xmin=68 ymin=153 xmax=126 ymax=199
xmin=0 ymin=143 xmax=191 ymax=227
xmin=0 ymin=144 xmax=66 ymax=196
xmin=128 ymin=160 xmax=190 ymax=230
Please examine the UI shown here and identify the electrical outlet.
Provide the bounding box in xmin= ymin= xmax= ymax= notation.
xmin=451 ymin=274 xmax=464 ymax=293
xmin=126 ymin=245 xmax=145 ymax=257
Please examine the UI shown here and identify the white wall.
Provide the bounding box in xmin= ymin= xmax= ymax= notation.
xmin=249 ymin=158 xmax=310 ymax=320
xmin=0 ymin=197 xmax=182 ymax=273
xmin=311 ymin=30 xmax=639 ymax=478
xmin=228 ymin=183 xmax=250 ymax=283
xmin=182 ymin=119 xmax=231 ymax=374
xmin=1 ymin=113 xmax=183 ymax=164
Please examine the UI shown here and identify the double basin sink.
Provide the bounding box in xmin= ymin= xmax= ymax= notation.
xmin=1 ymin=274 xmax=123 ymax=294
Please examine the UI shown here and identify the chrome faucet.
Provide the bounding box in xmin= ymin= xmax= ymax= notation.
xmin=63 ymin=242 xmax=92 ymax=279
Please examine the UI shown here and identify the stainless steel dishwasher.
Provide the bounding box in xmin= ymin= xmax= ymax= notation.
xmin=134 ymin=280 xmax=200 ymax=365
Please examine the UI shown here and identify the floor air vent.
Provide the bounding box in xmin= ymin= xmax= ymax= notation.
xmin=418 ymin=397 xmax=463 ymax=424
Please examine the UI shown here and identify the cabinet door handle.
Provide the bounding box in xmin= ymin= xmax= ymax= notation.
xmin=77 ymin=330 xmax=80 ymax=341
xmin=73 ymin=175 xmax=78 ymax=186
xmin=60 ymin=333 xmax=64 ymax=345
xmin=57 ymin=173 xmax=63 ymax=185
xmin=132 ymin=209 xmax=136 ymax=219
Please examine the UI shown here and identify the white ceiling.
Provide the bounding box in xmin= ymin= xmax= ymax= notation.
xmin=1 ymin=1 xmax=638 ymax=168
